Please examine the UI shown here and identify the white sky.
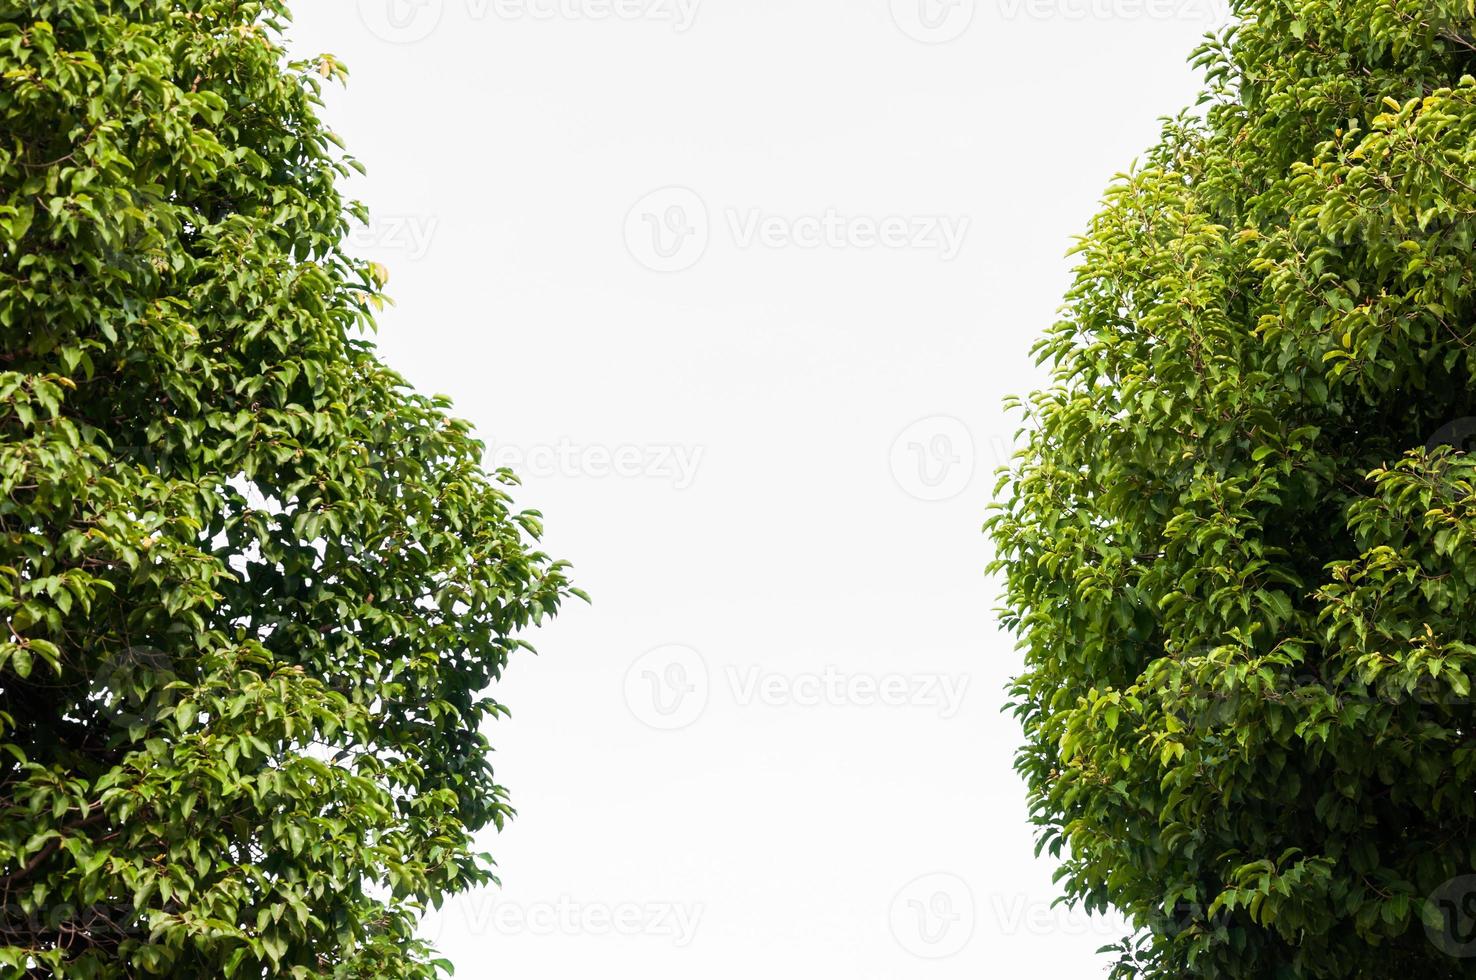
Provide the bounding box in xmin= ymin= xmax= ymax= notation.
xmin=286 ymin=2 xmax=1228 ymax=977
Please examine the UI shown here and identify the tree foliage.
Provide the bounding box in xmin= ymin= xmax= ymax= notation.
xmin=0 ymin=1 xmax=578 ymax=975
xmin=989 ymin=1 xmax=1476 ymax=976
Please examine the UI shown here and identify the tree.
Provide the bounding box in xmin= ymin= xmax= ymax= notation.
xmin=987 ymin=1 xmax=1476 ymax=976
xmin=0 ymin=2 xmax=579 ymax=975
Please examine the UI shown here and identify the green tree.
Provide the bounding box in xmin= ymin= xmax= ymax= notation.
xmin=0 ymin=2 xmax=579 ymax=975
xmin=988 ymin=1 xmax=1476 ymax=976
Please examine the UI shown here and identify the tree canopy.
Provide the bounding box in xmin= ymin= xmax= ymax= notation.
xmin=0 ymin=1 xmax=577 ymax=975
xmin=989 ymin=1 xmax=1476 ymax=976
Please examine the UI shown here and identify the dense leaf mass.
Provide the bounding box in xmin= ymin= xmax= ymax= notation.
xmin=0 ymin=1 xmax=576 ymax=976
xmin=989 ymin=1 xmax=1476 ymax=976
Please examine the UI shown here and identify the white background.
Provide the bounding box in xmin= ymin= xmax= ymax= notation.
xmin=286 ymin=2 xmax=1228 ymax=976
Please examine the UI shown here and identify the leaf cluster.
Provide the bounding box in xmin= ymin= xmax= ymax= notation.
xmin=989 ymin=2 xmax=1476 ymax=975
xmin=0 ymin=2 xmax=578 ymax=976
